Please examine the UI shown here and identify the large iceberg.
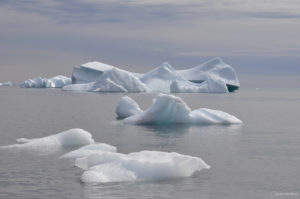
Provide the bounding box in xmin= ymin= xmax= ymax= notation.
xmin=0 ymin=81 xmax=13 ymax=87
xmin=21 ymin=75 xmax=71 ymax=88
xmin=76 ymin=150 xmax=210 ymax=183
xmin=68 ymin=57 xmax=239 ymax=93
xmin=117 ymin=93 xmax=242 ymax=125
xmin=0 ymin=128 xmax=94 ymax=150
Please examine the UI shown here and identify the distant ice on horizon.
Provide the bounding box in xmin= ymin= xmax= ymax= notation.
xmin=20 ymin=75 xmax=71 ymax=88
xmin=0 ymin=81 xmax=13 ymax=87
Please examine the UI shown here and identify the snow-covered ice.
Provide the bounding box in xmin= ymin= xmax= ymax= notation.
xmin=117 ymin=94 xmax=242 ymax=125
xmin=76 ymin=150 xmax=210 ymax=183
xmin=20 ymin=75 xmax=71 ymax=88
xmin=69 ymin=57 xmax=239 ymax=93
xmin=0 ymin=128 xmax=94 ymax=150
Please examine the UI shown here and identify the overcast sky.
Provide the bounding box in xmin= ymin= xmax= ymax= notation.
xmin=0 ymin=0 xmax=299 ymax=81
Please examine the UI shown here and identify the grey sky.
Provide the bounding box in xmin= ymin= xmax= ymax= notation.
xmin=0 ymin=0 xmax=300 ymax=82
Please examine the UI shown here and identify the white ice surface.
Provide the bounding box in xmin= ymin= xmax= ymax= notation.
xmin=170 ymin=75 xmax=228 ymax=93
xmin=61 ymin=143 xmax=117 ymax=158
xmin=72 ymin=62 xmax=115 ymax=83
xmin=20 ymin=75 xmax=71 ymax=88
xmin=81 ymin=61 xmax=115 ymax=72
xmin=65 ymin=68 xmax=148 ymax=92
xmin=0 ymin=81 xmax=13 ymax=87
xmin=115 ymin=96 xmax=142 ymax=118
xmin=177 ymin=57 xmax=240 ymax=87
xmin=90 ymin=68 xmax=148 ymax=92
xmin=0 ymin=128 xmax=94 ymax=150
xmin=77 ymin=150 xmax=210 ymax=183
xmin=121 ymin=94 xmax=242 ymax=125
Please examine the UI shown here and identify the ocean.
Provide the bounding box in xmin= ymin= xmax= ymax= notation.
xmin=0 ymin=79 xmax=299 ymax=199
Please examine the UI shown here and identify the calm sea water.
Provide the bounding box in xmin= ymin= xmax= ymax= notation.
xmin=0 ymin=84 xmax=300 ymax=199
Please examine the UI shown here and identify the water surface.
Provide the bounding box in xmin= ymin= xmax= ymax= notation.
xmin=0 ymin=86 xmax=299 ymax=199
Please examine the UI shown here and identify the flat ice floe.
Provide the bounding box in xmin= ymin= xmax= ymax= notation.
xmin=1 ymin=128 xmax=210 ymax=183
xmin=0 ymin=128 xmax=94 ymax=151
xmin=0 ymin=81 xmax=13 ymax=87
xmin=68 ymin=57 xmax=239 ymax=93
xmin=117 ymin=93 xmax=242 ymax=125
xmin=21 ymin=75 xmax=71 ymax=88
xmin=76 ymin=150 xmax=210 ymax=183
xmin=61 ymin=143 xmax=117 ymax=158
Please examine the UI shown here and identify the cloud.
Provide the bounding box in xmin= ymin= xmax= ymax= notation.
xmin=2 ymin=0 xmax=300 ymax=25
xmin=0 ymin=0 xmax=300 ymax=79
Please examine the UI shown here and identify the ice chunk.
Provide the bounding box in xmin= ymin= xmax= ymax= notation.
xmin=78 ymin=151 xmax=210 ymax=183
xmin=121 ymin=93 xmax=242 ymax=125
xmin=0 ymin=81 xmax=13 ymax=87
xmin=20 ymin=75 xmax=71 ymax=88
xmin=0 ymin=128 xmax=94 ymax=150
xmin=61 ymin=143 xmax=117 ymax=158
xmin=115 ymin=96 xmax=142 ymax=118
xmin=177 ymin=57 xmax=240 ymax=91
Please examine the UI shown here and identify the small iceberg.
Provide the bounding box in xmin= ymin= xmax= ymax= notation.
xmin=115 ymin=96 xmax=143 ymax=118
xmin=74 ymin=150 xmax=210 ymax=183
xmin=68 ymin=57 xmax=239 ymax=93
xmin=0 ymin=81 xmax=13 ymax=87
xmin=20 ymin=75 xmax=71 ymax=88
xmin=116 ymin=93 xmax=242 ymax=125
xmin=0 ymin=128 xmax=94 ymax=151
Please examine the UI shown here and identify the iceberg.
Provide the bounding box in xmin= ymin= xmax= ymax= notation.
xmin=76 ymin=150 xmax=210 ymax=183
xmin=0 ymin=128 xmax=94 ymax=150
xmin=20 ymin=75 xmax=71 ymax=88
xmin=0 ymin=81 xmax=13 ymax=87
xmin=61 ymin=143 xmax=117 ymax=158
xmin=117 ymin=94 xmax=242 ymax=125
xmin=69 ymin=57 xmax=239 ymax=93
xmin=177 ymin=57 xmax=240 ymax=92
